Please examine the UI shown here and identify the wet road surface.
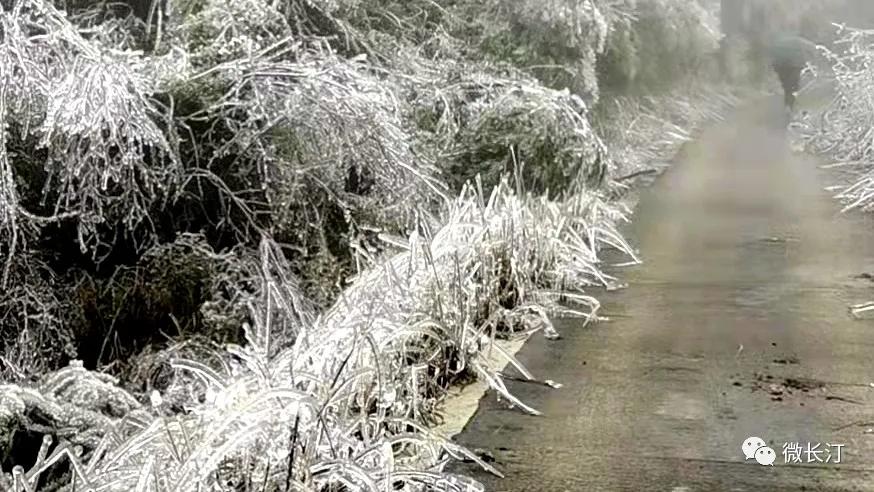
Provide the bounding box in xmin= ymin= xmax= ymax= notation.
xmin=450 ymin=101 xmax=874 ymax=491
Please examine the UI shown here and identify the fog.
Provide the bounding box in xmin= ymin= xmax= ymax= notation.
xmin=721 ymin=0 xmax=874 ymax=45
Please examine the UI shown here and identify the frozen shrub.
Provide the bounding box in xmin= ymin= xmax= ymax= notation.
xmin=1 ymin=239 xmax=498 ymax=491
xmin=0 ymin=360 xmax=144 ymax=477
xmin=0 ymin=251 xmax=81 ymax=380
xmin=471 ymin=0 xmax=608 ymax=103
xmin=452 ymin=82 xmax=611 ymax=196
xmin=1 ymin=182 xmax=634 ymax=490
xmin=403 ymin=59 xmax=612 ymax=198
xmin=311 ymin=181 xmax=635 ymax=422
xmin=599 ymin=0 xmax=720 ymax=91
xmin=167 ymin=0 xmax=292 ymax=66
xmin=797 ymin=26 xmax=874 ymax=212
xmin=595 ymin=82 xmax=742 ymax=193
xmin=70 ymin=234 xmax=254 ymax=368
xmin=0 ymin=0 xmax=180 ymax=260
xmin=201 ymin=48 xmax=447 ymax=304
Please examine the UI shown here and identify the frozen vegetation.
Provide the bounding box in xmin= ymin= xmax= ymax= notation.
xmin=0 ymin=0 xmax=757 ymax=490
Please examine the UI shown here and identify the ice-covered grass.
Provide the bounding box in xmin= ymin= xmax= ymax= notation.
xmin=2 ymin=182 xmax=635 ymax=491
xmin=797 ymin=26 xmax=874 ymax=213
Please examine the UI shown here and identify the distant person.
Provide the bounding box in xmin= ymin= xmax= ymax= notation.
xmin=767 ymin=33 xmax=819 ymax=114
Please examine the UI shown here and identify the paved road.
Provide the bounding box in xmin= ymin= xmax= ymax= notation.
xmin=450 ymin=100 xmax=874 ymax=491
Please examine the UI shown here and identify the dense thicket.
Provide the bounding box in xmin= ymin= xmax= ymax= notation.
xmin=0 ymin=0 xmax=734 ymax=489
xmin=0 ymin=0 xmax=723 ymax=379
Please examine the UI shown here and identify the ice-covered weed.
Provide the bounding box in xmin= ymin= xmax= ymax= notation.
xmin=599 ymin=0 xmax=719 ymax=91
xmin=1 ymin=181 xmax=634 ymax=490
xmin=0 ymin=252 xmax=80 ymax=380
xmin=2 ymin=238 xmax=501 ymax=491
xmin=309 ymin=180 xmax=635 ymax=421
xmin=399 ymin=58 xmax=612 ymax=198
xmin=596 ymin=81 xmax=743 ymax=190
xmin=0 ymin=0 xmax=179 ymax=260
xmin=797 ymin=26 xmax=874 ymax=212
